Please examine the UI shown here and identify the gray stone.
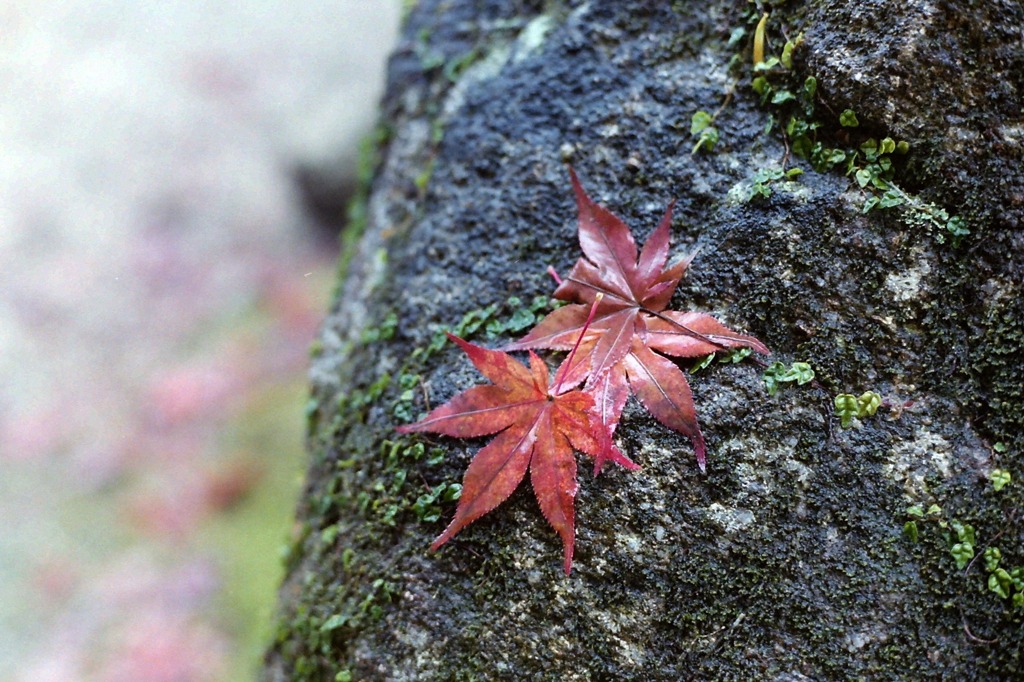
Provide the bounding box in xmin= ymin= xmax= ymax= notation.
xmin=266 ymin=1 xmax=1023 ymax=679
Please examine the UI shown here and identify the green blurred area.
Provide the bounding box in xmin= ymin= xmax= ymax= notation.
xmin=200 ymin=378 xmax=307 ymax=680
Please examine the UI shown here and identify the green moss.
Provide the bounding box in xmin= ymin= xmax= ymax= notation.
xmin=269 ymin=296 xmax=571 ymax=677
xmin=745 ymin=33 xmax=968 ymax=247
xmin=360 ymin=311 xmax=398 ymax=345
xmin=442 ymin=46 xmax=485 ymax=83
xmin=335 ymin=125 xmax=392 ymax=287
xmin=971 ymin=292 xmax=1024 ymax=451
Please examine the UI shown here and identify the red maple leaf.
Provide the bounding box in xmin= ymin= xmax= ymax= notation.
xmin=397 ymin=334 xmax=635 ymax=574
xmin=507 ymin=168 xmax=769 ymax=472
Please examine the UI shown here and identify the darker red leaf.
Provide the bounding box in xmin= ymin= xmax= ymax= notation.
xmin=622 ymin=340 xmax=706 ymax=471
xmin=569 ymin=167 xmax=638 ymax=301
xmin=510 ymin=167 xmax=769 ymax=471
xmin=634 ymin=199 xmax=674 ymax=293
xmin=585 ymin=363 xmax=633 ymax=474
xmin=585 ymin=307 xmax=638 ymax=381
xmin=646 ymin=311 xmax=770 ymax=359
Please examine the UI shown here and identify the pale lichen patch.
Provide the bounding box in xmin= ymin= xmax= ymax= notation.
xmin=844 ymin=627 xmax=889 ymax=653
xmin=884 ymin=250 xmax=931 ymax=302
xmin=512 ymin=14 xmax=556 ymax=60
xmin=717 ymin=433 xmax=813 ymax=506
xmin=883 ymin=427 xmax=954 ymax=498
xmin=705 ymin=502 xmax=756 ymax=533
xmin=616 ymin=531 xmax=644 ymax=554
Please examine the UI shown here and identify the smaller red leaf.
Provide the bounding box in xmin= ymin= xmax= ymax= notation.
xmin=529 ymin=411 xmax=578 ymax=574
xmin=503 ymin=304 xmax=592 ymax=352
xmin=402 ymin=336 xmax=634 ymax=573
xmin=449 ymin=333 xmax=535 ymax=390
xmin=396 ymin=385 xmax=533 ymax=438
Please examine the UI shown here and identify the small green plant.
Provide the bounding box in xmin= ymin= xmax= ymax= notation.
xmin=412 ymin=481 xmax=463 ymax=523
xmin=442 ymin=46 xmax=483 ymax=83
xmin=833 ymin=390 xmax=882 ymax=427
xmin=902 ymin=518 xmax=919 ymax=543
xmin=338 ymin=371 xmax=392 ymax=416
xmin=991 ymin=469 xmax=1012 ymax=492
xmin=418 ymin=295 xmax=557 ymax=361
xmin=483 ymin=295 xmax=552 ymax=338
xmin=981 ymin=538 xmax=1024 ymax=607
xmin=884 ymin=188 xmax=970 ymax=246
xmin=391 ymin=372 xmax=422 ymax=423
xmin=984 ymin=546 xmax=1003 ymax=572
xmin=745 ymin=35 xmax=969 ymax=247
xmin=320 ymin=577 xmax=396 ymax=633
xmin=905 ymin=506 xmax=977 ymax=569
xmin=902 ymin=503 xmax=942 ymax=544
xmin=854 ymin=137 xmax=905 ymax=197
xmin=849 ymin=136 xmax=969 ymax=246
xmin=690 ymin=110 xmax=720 ymax=154
xmin=779 ymin=33 xmax=801 ymax=69
xmin=691 ymin=347 xmax=752 ymax=374
xmin=763 ymin=361 xmax=814 ymax=395
xmin=949 ymin=519 xmax=977 ymax=569
xmin=839 ymin=109 xmax=859 ymax=127
xmin=361 ymin=311 xmax=398 ymax=344
xmin=414 ymin=158 xmax=435 ymax=191
xmin=903 ymin=484 xmax=1023 ymax=611
xmin=363 ymin=439 xmax=456 ymax=528
xmin=746 ymin=165 xmax=803 ymax=201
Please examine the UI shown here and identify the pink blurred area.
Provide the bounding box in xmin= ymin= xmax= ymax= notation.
xmin=0 ymin=1 xmax=399 ymax=679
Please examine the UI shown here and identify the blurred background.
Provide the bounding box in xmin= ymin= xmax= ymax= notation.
xmin=0 ymin=2 xmax=400 ymax=679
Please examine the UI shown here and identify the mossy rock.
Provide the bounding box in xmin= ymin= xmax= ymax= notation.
xmin=265 ymin=1 xmax=1023 ymax=679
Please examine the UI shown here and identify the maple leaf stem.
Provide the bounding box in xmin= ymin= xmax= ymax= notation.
xmin=547 ymin=265 xmax=563 ymax=286
xmin=554 ymin=293 xmax=604 ymax=395
xmin=562 ymin=274 xmax=731 ymax=351
xmin=642 ymin=308 xmax=731 ymax=351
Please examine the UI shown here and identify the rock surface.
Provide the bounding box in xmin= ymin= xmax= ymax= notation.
xmin=267 ymin=1 xmax=1023 ymax=679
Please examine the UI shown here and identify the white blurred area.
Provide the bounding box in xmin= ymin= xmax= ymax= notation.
xmin=0 ymin=1 xmax=401 ymax=679
xmin=0 ymin=2 xmax=401 ymax=440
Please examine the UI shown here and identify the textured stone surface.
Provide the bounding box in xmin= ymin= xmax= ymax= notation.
xmin=267 ymin=1 xmax=1023 ymax=679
